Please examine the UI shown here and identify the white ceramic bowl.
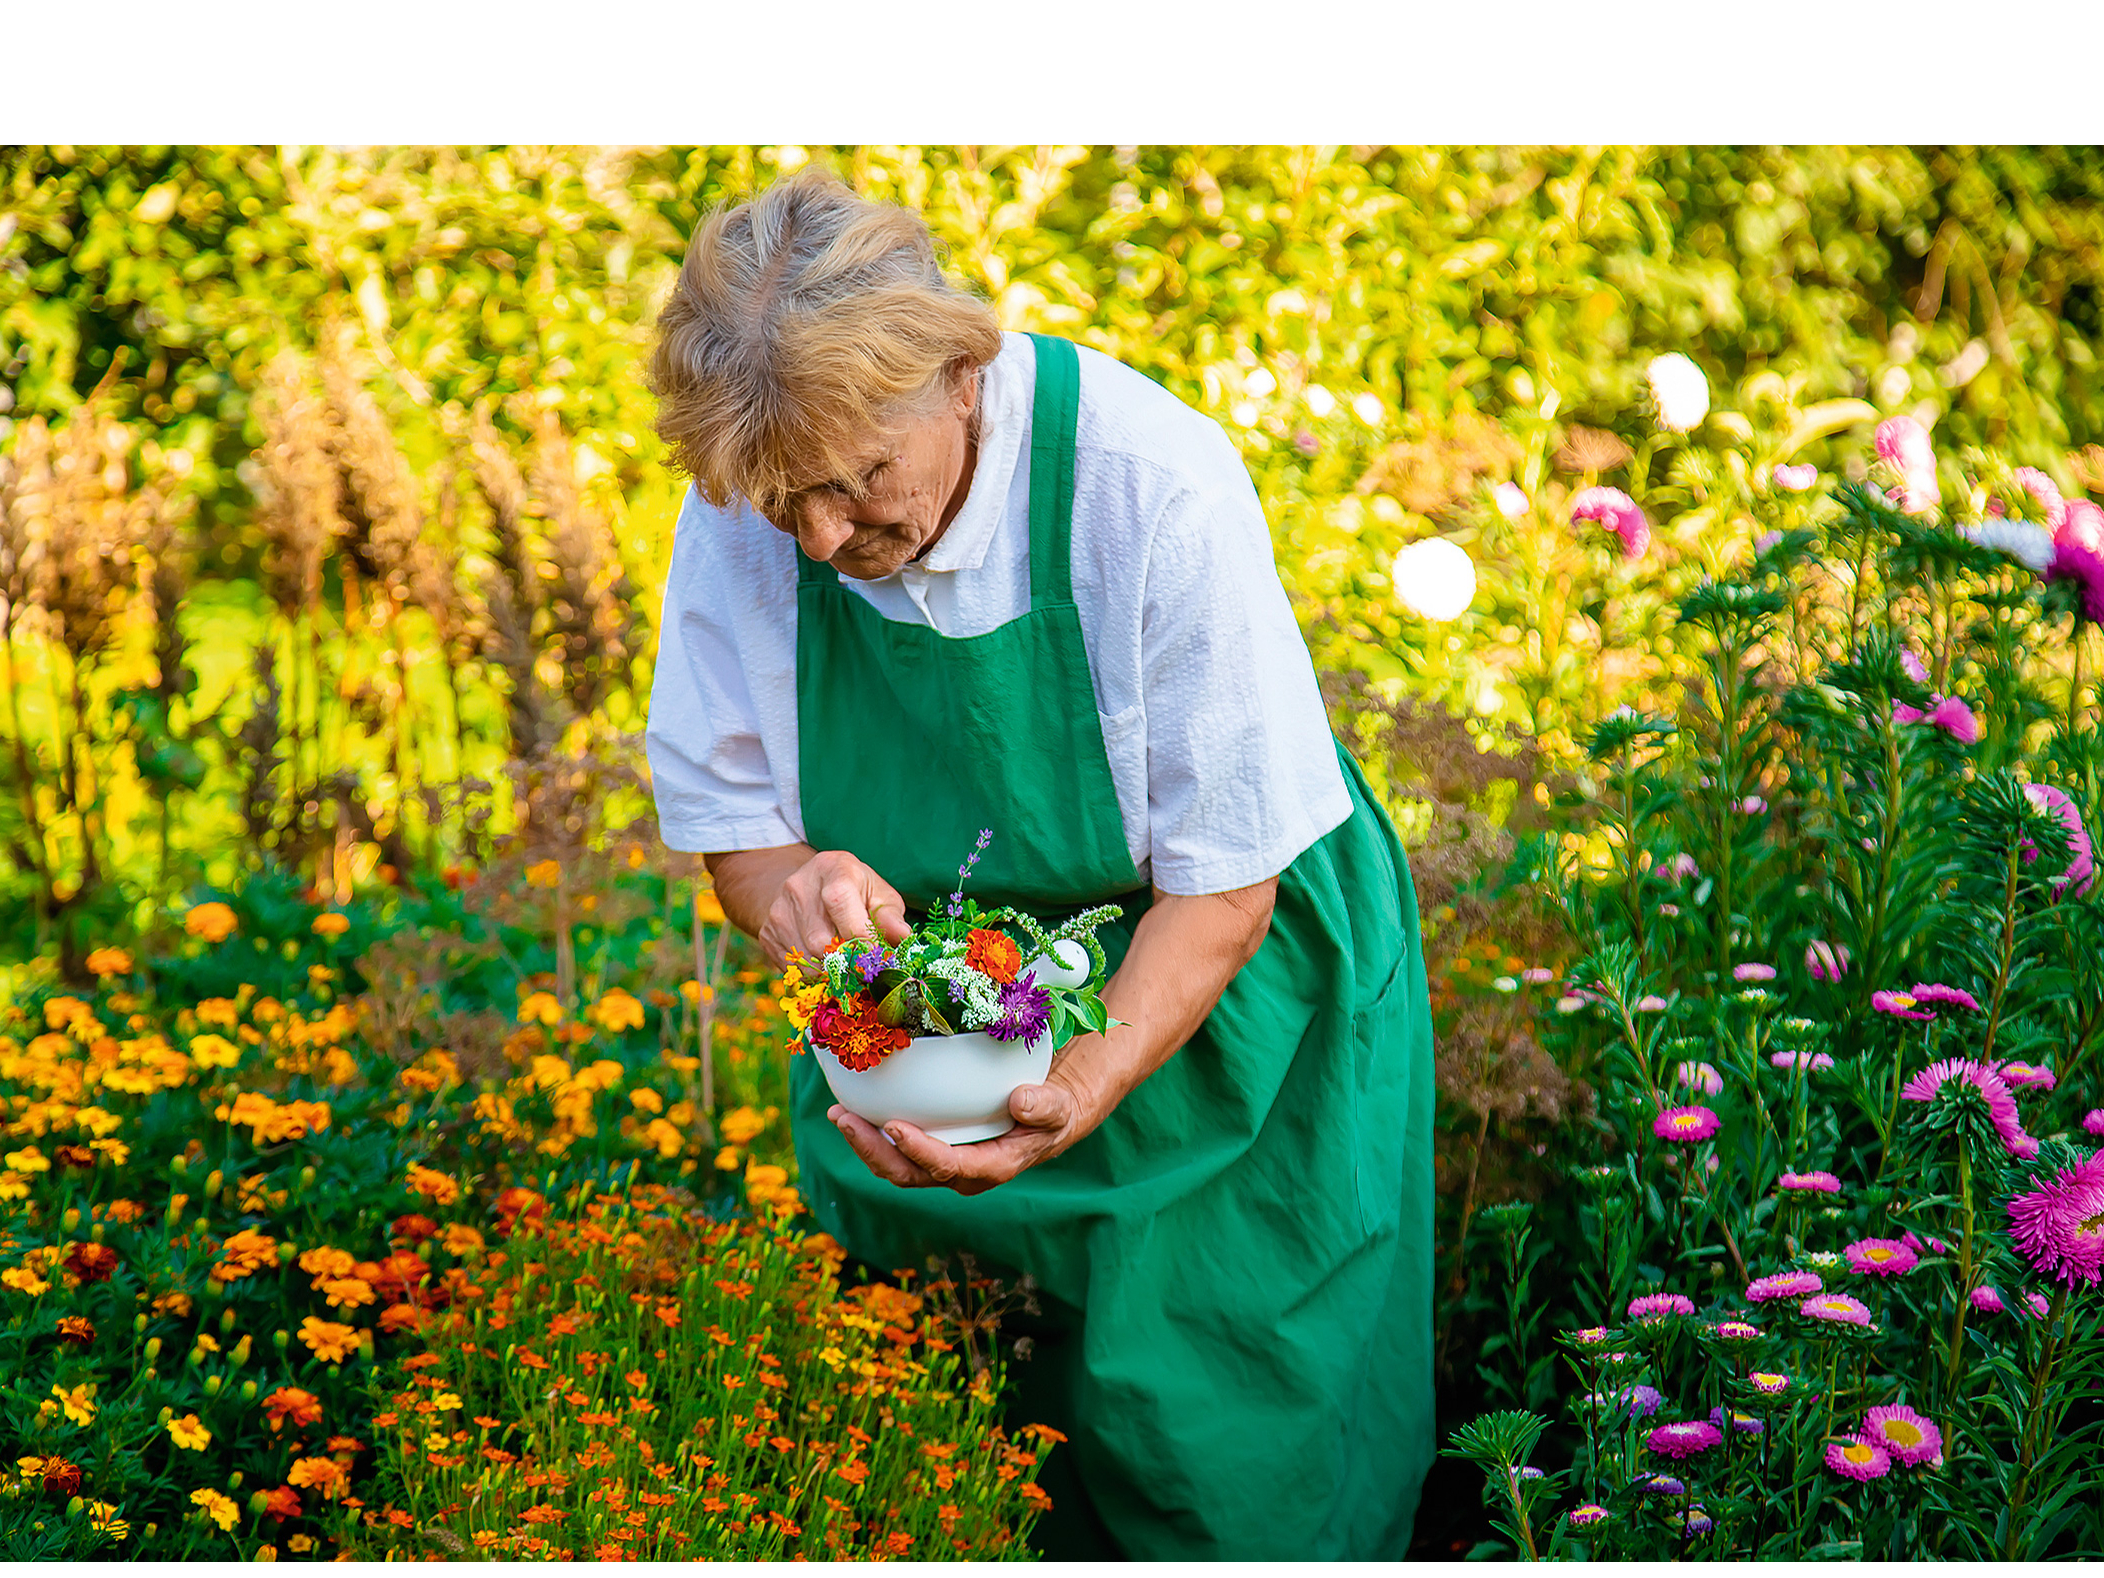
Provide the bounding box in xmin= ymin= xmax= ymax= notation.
xmin=815 ymin=943 xmax=1091 ymax=1144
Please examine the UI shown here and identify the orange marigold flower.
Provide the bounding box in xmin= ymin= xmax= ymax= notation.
xmin=261 ymin=1484 xmax=302 ymax=1521
xmin=288 ymin=1457 xmax=348 ymax=1499
xmin=378 ymin=1302 xmax=424 ymax=1335
xmin=390 ymin=1214 xmax=440 ymax=1245
xmin=184 ymin=902 xmax=239 ymax=944
xmin=321 ymin=1277 xmax=376 ymax=1310
xmin=964 ymin=928 xmax=1022 ymax=984
xmin=31 ymin=1453 xmax=83 ymax=1497
xmin=85 ymin=947 xmax=133 ymax=977
xmin=589 ymin=989 xmax=646 ymax=1033
xmin=63 ymin=1242 xmax=119 ymax=1283
xmin=404 ymin=1163 xmax=459 ymax=1206
xmin=326 ymin=1435 xmax=364 ymax=1454
xmin=56 ymin=1315 xmax=95 ymax=1346
xmin=298 ymin=1245 xmax=356 ymax=1280
xmin=298 ymin=1316 xmax=360 ymax=1363
xmin=520 ymin=1505 xmax=567 ymax=1525
xmin=310 ymin=912 xmax=350 ymax=937
xmin=213 ymin=1228 xmax=279 ymax=1283
xmin=441 ymin=1223 xmax=485 ymax=1256
xmin=263 ymin=1386 xmax=324 ymax=1432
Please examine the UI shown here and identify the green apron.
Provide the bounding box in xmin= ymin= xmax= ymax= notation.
xmin=788 ymin=334 xmax=1434 ymax=1559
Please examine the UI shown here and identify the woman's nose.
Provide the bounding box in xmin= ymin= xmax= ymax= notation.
xmin=796 ymin=505 xmax=856 ymax=562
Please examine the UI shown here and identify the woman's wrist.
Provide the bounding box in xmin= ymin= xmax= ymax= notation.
xmin=705 ymin=844 xmax=814 ymax=942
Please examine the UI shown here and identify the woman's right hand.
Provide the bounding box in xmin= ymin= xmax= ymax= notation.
xmin=706 ymin=844 xmax=913 ymax=967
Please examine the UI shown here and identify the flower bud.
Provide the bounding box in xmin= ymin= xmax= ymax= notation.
xmin=276 ymin=1242 xmax=297 ymax=1265
xmin=89 ymin=1224 xmax=104 ymax=1244
xmin=299 ymin=1166 xmax=317 ymax=1191
xmin=230 ymin=1335 xmax=252 ymax=1368
xmin=134 ymin=1313 xmax=148 ymax=1335
xmin=241 ymin=1379 xmax=257 ymax=1401
xmin=203 ymin=1374 xmax=222 ymax=1396
xmin=171 ymin=1154 xmax=188 ymax=1177
xmin=144 ymin=1336 xmax=162 ymax=1363
xmin=204 ymin=1169 xmax=223 ymax=1200
xmin=273 ymin=1329 xmax=290 ymax=1352
xmin=188 ymin=1344 xmax=206 ymax=1367
xmin=192 ymin=1217 xmax=210 ymax=1238
xmin=227 ymin=1471 xmax=242 ymax=1490
xmin=62 ymin=1208 xmax=80 ymax=1232
xmin=356 ymin=1329 xmax=375 ymax=1360
xmin=142 ymin=1366 xmax=158 ymax=1382
xmin=249 ymin=1491 xmax=270 ymax=1516
xmin=66 ymin=1496 xmax=85 ymax=1517
xmin=220 ymin=1306 xmax=237 ymax=1336
xmin=158 ymin=1405 xmax=175 ymax=1425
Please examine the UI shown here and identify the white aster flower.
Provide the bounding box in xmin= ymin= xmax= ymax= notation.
xmin=1391 ymin=538 xmax=1477 ymax=621
xmin=1964 ymin=517 xmax=2056 ymax=574
xmin=1645 ymin=353 xmax=1711 ymax=433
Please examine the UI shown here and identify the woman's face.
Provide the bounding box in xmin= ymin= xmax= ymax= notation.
xmin=771 ymin=370 xmax=979 ymax=580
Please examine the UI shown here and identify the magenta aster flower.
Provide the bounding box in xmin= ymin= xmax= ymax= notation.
xmin=1770 ymin=1050 xmax=1835 ymax=1072
xmin=2024 ymin=1291 xmax=2051 ymax=1319
xmin=1646 ymin=1420 xmax=1724 ymax=1459
xmin=1675 ymin=1060 xmax=1724 ymax=1096
xmin=1826 ymin=1435 xmax=1892 ymax=1481
xmin=1655 ymin=1106 xmax=1721 ymax=1144
xmin=1925 ymin=696 xmax=1979 ymax=743
xmin=1570 ymin=484 xmax=1651 ymax=558
xmin=2047 ymin=539 xmax=2104 ymax=624
xmin=1732 ymin=962 xmax=1777 ymax=982
xmin=2064 ymin=497 xmax=2104 ymax=556
xmin=1570 ymin=1325 xmax=1617 ymax=1345
xmin=1746 ymin=1270 xmax=1822 ymax=1303
xmin=1900 ymin=1058 xmax=2036 ymax=1158
xmin=1567 ymin=1504 xmax=1609 ymax=1527
xmin=1900 ymin=1230 xmax=1948 ymax=1256
xmin=2020 ymin=783 xmax=2094 ymax=897
xmin=1805 ymin=940 xmax=1851 ymax=981
xmin=1997 ymin=1061 xmax=2056 ymax=1091
xmin=1862 ymin=1404 xmax=1941 ymax=1466
xmin=2005 ymin=1149 xmax=2104 ymax=1287
xmin=1709 ymin=1405 xmax=1764 ymax=1436
xmin=1627 ymin=1292 xmax=1696 ymax=1321
xmin=1800 ymin=1292 xmax=1874 ymax=1326
xmin=2082 ymin=1110 xmax=2104 ymax=1139
xmin=1873 ymin=989 xmax=1937 ymax=1022
xmin=986 ymin=972 xmax=1052 ymax=1043
xmin=1748 ymin=1371 xmax=1789 ymax=1395
xmin=1909 ymin=982 xmax=1981 ymax=1013
xmin=1844 ymin=1237 xmax=1920 ymax=1277
xmin=1714 ymin=1320 xmax=1761 ymax=1341
xmin=1779 ymin=1170 xmax=1843 ymax=1194
xmin=1969 ymin=1285 xmax=2006 ymax=1314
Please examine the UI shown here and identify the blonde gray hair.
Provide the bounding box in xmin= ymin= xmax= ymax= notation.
xmin=650 ymin=165 xmax=1004 ymax=519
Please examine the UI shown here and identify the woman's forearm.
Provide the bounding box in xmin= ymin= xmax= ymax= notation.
xmin=1052 ymin=879 xmax=1278 ymax=1124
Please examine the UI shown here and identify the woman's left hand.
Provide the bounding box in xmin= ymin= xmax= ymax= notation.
xmin=822 ymin=877 xmax=1278 ymax=1195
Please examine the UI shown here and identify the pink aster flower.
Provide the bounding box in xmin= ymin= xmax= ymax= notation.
xmin=1773 ymin=462 xmax=1818 ymax=492
xmin=1746 ymin=1270 xmax=1822 ymax=1303
xmin=1571 ymin=1326 xmax=1615 ymax=1345
xmin=1844 ymin=1237 xmax=1919 ymax=1277
xmin=1872 ymin=989 xmax=1937 ymax=1022
xmin=1969 ymin=1285 xmax=2005 ymax=1314
xmin=1675 ymin=1061 xmax=1724 ymax=1096
xmin=1567 ymin=1504 xmax=1609 ymax=1527
xmin=1521 ymin=967 xmax=1556 ymax=985
xmin=2005 ymin=1149 xmax=2104 ymax=1287
xmin=2047 ymin=538 xmax=2104 ymax=624
xmin=1655 ymin=1106 xmax=1721 ymax=1143
xmin=1900 ymin=1058 xmax=2035 ymax=1158
xmin=1714 ymin=1320 xmax=1761 ymax=1341
xmin=2024 ymin=1291 xmax=2051 ymax=1319
xmin=1753 ymin=529 xmax=1783 ymax=555
xmin=1658 ymin=852 xmax=1701 ymax=884
xmin=1736 ymin=795 xmax=1769 ymax=814
xmin=2010 ymin=466 xmax=2068 ymax=528
xmin=1770 ymin=1049 xmax=1835 ymax=1073
xmin=1923 ymin=695 xmax=1979 ymax=743
xmin=1805 ymin=940 xmax=1851 ymax=981
xmin=1800 ymin=1292 xmax=1874 ymax=1326
xmin=1570 ymin=485 xmax=1652 ymax=558
xmin=1826 ymin=1435 xmax=1892 ymax=1481
xmin=1997 ymin=1061 xmax=2056 ymax=1091
xmin=2082 ymin=1110 xmax=2104 ymax=1139
xmin=1628 ymin=1292 xmax=1696 ymax=1322
xmin=1748 ymin=1371 xmax=1789 ymax=1395
xmin=2061 ymin=497 xmax=2104 ymax=556
xmin=1899 ymin=648 xmax=1931 ymax=685
xmin=1874 ymin=415 xmax=1934 ymax=474
xmin=1900 ymin=1230 xmax=1948 ymax=1256
xmin=1909 ymin=982 xmax=1981 ymax=1013
xmin=1634 ymin=994 xmax=1670 ymax=1012
xmin=1779 ymin=1171 xmax=1842 ymax=1194
xmin=1732 ymin=962 xmax=1777 ymax=982
xmin=2020 ymin=783 xmax=2095 ymax=897
xmin=1862 ymin=1403 xmax=1941 ymax=1466
xmin=1646 ymin=1420 xmax=1724 ymax=1459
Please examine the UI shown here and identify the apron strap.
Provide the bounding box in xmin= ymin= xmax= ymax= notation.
xmin=1026 ymin=333 xmax=1081 ymax=609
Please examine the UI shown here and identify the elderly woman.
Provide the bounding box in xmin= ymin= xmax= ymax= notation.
xmin=644 ymin=166 xmax=1433 ymax=1560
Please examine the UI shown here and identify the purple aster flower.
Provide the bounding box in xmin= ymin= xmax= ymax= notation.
xmin=2005 ymin=1149 xmax=2104 ymax=1287
xmin=1627 ymin=1292 xmax=1695 ymax=1322
xmin=1675 ymin=1061 xmax=1724 ymax=1096
xmin=1517 ymin=1465 xmax=1545 ymax=1481
xmin=1677 ymin=1506 xmax=1715 ymax=1536
xmin=1826 ymin=1435 xmax=1892 ymax=1481
xmin=1618 ymin=1384 xmax=1664 ymax=1419
xmin=1779 ymin=1171 xmax=1843 ymax=1194
xmin=1805 ymin=939 xmax=1851 ymax=981
xmin=1746 ymin=1270 xmax=1822 ymax=1303
xmin=1732 ymin=962 xmax=1777 ymax=982
xmin=1997 ymin=1061 xmax=2057 ymax=1091
xmin=1567 ymin=1504 xmax=1609 ymax=1527
xmin=1654 ymin=1106 xmax=1721 ymax=1144
xmin=1637 ymin=1473 xmax=1686 ymax=1496
xmin=1658 ymin=852 xmax=1701 ymax=884
xmin=853 ymin=945 xmax=892 ymax=986
xmin=985 ymin=972 xmax=1052 ymax=1044
xmin=1862 ymin=1404 xmax=1941 ymax=1466
xmin=1844 ymin=1237 xmax=1919 ymax=1277
xmin=1748 ymin=1371 xmax=1789 ymax=1395
xmin=1970 ymin=1285 xmax=2006 ymax=1315
xmin=1800 ymin=1292 xmax=1874 ymax=1327
xmin=1646 ymin=1420 xmax=1724 ymax=1459
xmin=2024 ymin=1291 xmax=2052 ymax=1319
xmin=1709 ymin=1405 xmax=1764 ymax=1436
xmin=1770 ymin=1050 xmax=1836 ymax=1073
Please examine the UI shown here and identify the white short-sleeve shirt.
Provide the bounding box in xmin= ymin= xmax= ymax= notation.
xmin=644 ymin=331 xmax=1351 ymax=896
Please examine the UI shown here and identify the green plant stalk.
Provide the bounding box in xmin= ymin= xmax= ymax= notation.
xmin=1942 ymin=1140 xmax=1975 ymax=1399
xmin=1501 ymin=1464 xmax=1540 ymax=1560
xmin=2002 ymin=1285 xmax=2069 ymax=1560
xmin=1979 ymin=834 xmax=2023 ymax=1062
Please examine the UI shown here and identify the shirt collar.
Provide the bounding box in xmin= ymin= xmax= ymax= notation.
xmin=897 ymin=332 xmax=1032 ymax=579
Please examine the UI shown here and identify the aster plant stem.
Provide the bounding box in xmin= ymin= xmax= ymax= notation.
xmin=1979 ymin=834 xmax=2023 ymax=1064
xmin=2002 ymin=1286 xmax=2068 ymax=1560
xmin=1942 ymin=1141 xmax=1975 ymax=1398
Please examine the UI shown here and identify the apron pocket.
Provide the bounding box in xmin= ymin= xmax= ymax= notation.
xmin=1350 ymin=946 xmax=1415 ymax=1236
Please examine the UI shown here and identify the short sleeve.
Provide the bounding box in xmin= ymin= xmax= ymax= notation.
xmin=1137 ymin=431 xmax=1352 ymax=894
xmin=644 ymin=496 xmax=802 ymax=855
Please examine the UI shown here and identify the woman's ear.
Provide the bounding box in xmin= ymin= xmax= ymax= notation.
xmin=948 ymin=362 xmax=981 ymax=422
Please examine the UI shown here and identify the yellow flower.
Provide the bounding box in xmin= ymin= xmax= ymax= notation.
xmin=4 ymin=1146 xmax=50 ymax=1175
xmin=196 ymin=997 xmax=241 ymax=1029
xmin=298 ymin=1316 xmax=360 ymax=1363
xmin=714 ymin=1145 xmax=741 ymax=1171
xmin=189 ymin=1034 xmax=241 ymax=1070
xmin=184 ymin=902 xmax=239 ymax=944
xmin=524 ymin=859 xmax=562 ymax=889
xmin=85 ymin=947 xmax=134 ymax=977
xmin=88 ymin=1501 xmax=128 ymax=1540
xmin=432 ymin=1392 xmax=463 ymax=1411
xmin=518 ymin=991 xmax=562 ymax=1027
xmin=590 ymin=989 xmax=646 ymax=1033
xmin=166 ymin=1412 xmax=210 ymax=1449
xmin=629 ymin=1088 xmax=664 ymax=1115
xmin=695 ymin=888 xmax=727 ymax=926
xmin=311 ymin=912 xmax=350 ymax=937
xmin=719 ymin=1106 xmax=767 ymax=1146
xmin=190 ymin=1487 xmax=240 ymax=1530
xmin=642 ymin=1118 xmax=684 ymax=1160
xmin=53 ymin=1383 xmax=98 ymax=1426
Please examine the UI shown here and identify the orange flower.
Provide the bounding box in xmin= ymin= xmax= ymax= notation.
xmin=263 ymin=1386 xmax=324 ymax=1432
xmin=310 ymin=912 xmax=350 ymax=937
xmin=261 ymin=1485 xmax=302 ymax=1521
xmin=521 ymin=1505 xmax=567 ymax=1525
xmin=320 ymin=1277 xmax=377 ymax=1310
xmin=184 ymin=902 xmax=239 ymax=943
xmin=63 ymin=1243 xmax=119 ymax=1284
xmin=85 ymin=947 xmax=133 ymax=977
xmin=589 ymin=989 xmax=646 ymax=1033
xmin=441 ymin=1223 xmax=485 ymax=1256
xmin=55 ymin=1315 xmax=95 ymax=1346
xmin=287 ymin=1457 xmax=348 ymax=1500
xmin=211 ymin=1228 xmax=279 ymax=1285
xmin=810 ymin=992 xmax=912 ymax=1072
xmin=28 ymin=1453 xmax=82 ymax=1496
xmin=404 ymin=1164 xmax=459 ymax=1206
xmin=964 ymin=928 xmax=1022 ymax=984
xmin=378 ymin=1302 xmax=424 ymax=1335
xmin=298 ymin=1316 xmax=360 ymax=1363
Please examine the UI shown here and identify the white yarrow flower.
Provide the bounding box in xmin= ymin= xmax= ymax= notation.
xmin=1391 ymin=538 xmax=1477 ymax=621
xmin=1965 ymin=518 xmax=2056 ymax=574
xmin=925 ymin=958 xmax=1001 ymax=1030
xmin=1645 ymin=353 xmax=1711 ymax=432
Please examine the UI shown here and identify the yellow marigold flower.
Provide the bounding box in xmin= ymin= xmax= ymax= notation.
xmin=629 ymin=1087 xmax=665 ymax=1115
xmin=299 ymin=1246 xmax=356 ymax=1280
xmin=51 ymin=1384 xmax=98 ymax=1428
xmin=719 ymin=1106 xmax=767 ymax=1146
xmin=441 ymin=1223 xmax=485 ymax=1256
xmin=311 ymin=912 xmax=350 ymax=937
xmin=88 ymin=1501 xmax=128 ymax=1540
xmin=321 ymin=1277 xmax=377 ymax=1309
xmin=298 ymin=1316 xmax=361 ymax=1363
xmin=85 ymin=947 xmax=133 ymax=977
xmin=524 ymin=859 xmax=562 ymax=889
xmin=184 ymin=902 xmax=239 ymax=944
xmin=4 ymin=1146 xmax=50 ymax=1175
xmin=44 ymin=995 xmax=96 ymax=1032
xmin=695 ymin=888 xmax=727 ymax=926
xmin=191 ymin=1487 xmax=240 ymax=1530
xmin=714 ymin=1145 xmax=741 ymax=1171
xmin=196 ymin=997 xmax=241 ymax=1029
xmin=405 ymin=1163 xmax=459 ymax=1206
xmin=189 ymin=1034 xmax=241 ymax=1070
xmin=518 ymin=991 xmax=562 ymax=1027
xmin=166 ymin=1412 xmax=210 ymax=1449
xmin=641 ymin=1118 xmax=684 ymax=1160
xmin=590 ymin=989 xmax=646 ymax=1033
xmin=432 ymin=1391 xmax=463 ymax=1411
